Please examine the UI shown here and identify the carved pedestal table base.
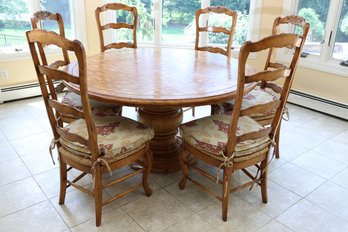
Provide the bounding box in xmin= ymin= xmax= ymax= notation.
xmin=137 ymin=107 xmax=183 ymax=173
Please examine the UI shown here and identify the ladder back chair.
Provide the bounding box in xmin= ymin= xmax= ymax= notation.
xmin=95 ymin=3 xmax=138 ymax=52
xmin=26 ymin=29 xmax=154 ymax=227
xmin=31 ymin=11 xmax=122 ymax=122
xmin=178 ymin=33 xmax=305 ymax=221
xmin=188 ymin=6 xmax=237 ymax=116
xmin=215 ymin=16 xmax=309 ymax=158
xmin=195 ymin=6 xmax=237 ymax=57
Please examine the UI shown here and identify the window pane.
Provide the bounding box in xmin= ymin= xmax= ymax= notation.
xmin=0 ymin=0 xmax=30 ymax=51
xmin=117 ymin=0 xmax=154 ymax=42
xmin=332 ymin=0 xmax=348 ymax=60
xmin=210 ymin=0 xmax=250 ymax=46
xmin=162 ymin=0 xmax=200 ymax=44
xmin=40 ymin=0 xmax=73 ymax=39
xmin=297 ymin=0 xmax=329 ymax=56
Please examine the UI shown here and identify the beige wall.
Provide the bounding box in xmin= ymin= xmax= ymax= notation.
xmin=1 ymin=0 xmax=347 ymax=104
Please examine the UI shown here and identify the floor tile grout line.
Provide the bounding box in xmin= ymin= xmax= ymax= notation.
xmin=119 ymin=204 xmax=147 ymax=232
xmin=304 ymin=180 xmax=348 ymax=224
xmin=271 ymin=218 xmax=296 ymax=232
xmin=30 ymin=168 xmax=76 ymax=230
xmin=46 ymin=197 xmax=71 ymax=231
xmin=0 ymin=198 xmax=48 ymax=221
xmin=288 ymin=156 xmax=347 ymax=180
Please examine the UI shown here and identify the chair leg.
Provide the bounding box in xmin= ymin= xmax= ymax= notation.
xmin=142 ymin=149 xmax=153 ymax=196
xmin=94 ymin=165 xmax=102 ymax=227
xmin=260 ymin=157 xmax=268 ymax=203
xmin=275 ymin=121 xmax=281 ymax=159
xmin=117 ymin=107 xmax=123 ymax=116
xmin=58 ymin=155 xmax=67 ymax=205
xmin=178 ymin=147 xmax=189 ymax=190
xmin=210 ymin=104 xmax=219 ymax=115
xmin=222 ymin=166 xmax=233 ymax=221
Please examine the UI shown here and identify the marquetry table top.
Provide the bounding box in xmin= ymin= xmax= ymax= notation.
xmin=65 ymin=47 xmax=254 ymax=107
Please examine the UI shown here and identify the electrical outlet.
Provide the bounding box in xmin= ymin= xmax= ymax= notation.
xmin=0 ymin=69 xmax=9 ymax=80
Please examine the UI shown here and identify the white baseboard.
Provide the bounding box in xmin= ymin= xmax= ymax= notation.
xmin=0 ymin=82 xmax=41 ymax=104
xmin=0 ymin=81 xmax=60 ymax=104
xmin=288 ymin=90 xmax=348 ymax=120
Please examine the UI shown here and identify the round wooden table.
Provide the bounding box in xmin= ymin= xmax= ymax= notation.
xmin=65 ymin=47 xmax=255 ymax=173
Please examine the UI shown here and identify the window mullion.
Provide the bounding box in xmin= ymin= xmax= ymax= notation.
xmin=153 ymin=0 xmax=162 ymax=45
xmin=27 ymin=0 xmax=41 ymax=14
xmin=200 ymin=0 xmax=210 ymax=47
xmin=321 ymin=0 xmax=343 ymax=62
xmin=71 ymin=0 xmax=87 ymax=46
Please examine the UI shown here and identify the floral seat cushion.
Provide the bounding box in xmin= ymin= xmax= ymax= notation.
xmin=59 ymin=115 xmax=154 ymax=160
xmin=179 ymin=114 xmax=271 ymax=162
xmin=223 ymin=87 xmax=280 ymax=116
xmin=62 ymin=91 xmax=122 ymax=116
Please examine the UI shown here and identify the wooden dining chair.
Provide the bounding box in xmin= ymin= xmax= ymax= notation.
xmin=178 ymin=33 xmax=305 ymax=221
xmin=214 ymin=16 xmax=310 ymax=158
xmin=26 ymin=29 xmax=154 ymax=227
xmin=95 ymin=3 xmax=138 ymax=52
xmin=31 ymin=11 xmax=122 ymax=122
xmin=187 ymin=6 xmax=237 ymax=116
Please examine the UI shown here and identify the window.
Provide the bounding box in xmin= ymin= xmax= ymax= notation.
xmin=0 ymin=0 xmax=86 ymax=57
xmin=106 ymin=0 xmax=261 ymax=49
xmin=283 ymin=0 xmax=348 ymax=76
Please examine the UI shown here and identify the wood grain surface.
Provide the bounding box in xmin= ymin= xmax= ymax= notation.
xmin=65 ymin=47 xmax=255 ymax=107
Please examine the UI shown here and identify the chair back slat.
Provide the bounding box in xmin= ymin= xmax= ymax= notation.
xmin=48 ymin=99 xmax=85 ymax=120
xmin=56 ymin=127 xmax=89 ymax=147
xmin=102 ymin=23 xmax=134 ymax=30
xmin=250 ymin=33 xmax=302 ymax=52
xmin=195 ymin=6 xmax=237 ymax=58
xmin=104 ymin=43 xmax=136 ymax=50
xmin=237 ymin=127 xmax=272 ymax=143
xmin=196 ymin=46 xmax=229 ymax=56
xmin=199 ymin=26 xmax=231 ymax=35
xmin=240 ymin=100 xmax=281 ymax=117
xmin=245 ymin=68 xmax=290 ymax=83
xmin=264 ymin=82 xmax=282 ymax=93
xmin=268 ymin=62 xmax=288 ymax=69
xmin=38 ymin=65 xmax=80 ymax=84
xmin=27 ymin=29 xmax=75 ymax=50
xmin=95 ymin=3 xmax=138 ymax=52
xmin=99 ymin=3 xmax=135 ymax=11
xmin=49 ymin=60 xmax=70 ymax=69
xmin=27 ymin=29 xmax=100 ymax=161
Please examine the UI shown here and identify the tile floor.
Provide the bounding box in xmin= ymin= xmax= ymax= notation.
xmin=0 ymin=96 xmax=348 ymax=231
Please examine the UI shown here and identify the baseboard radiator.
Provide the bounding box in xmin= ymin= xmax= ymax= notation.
xmin=288 ymin=90 xmax=348 ymax=120
xmin=0 ymin=81 xmax=60 ymax=104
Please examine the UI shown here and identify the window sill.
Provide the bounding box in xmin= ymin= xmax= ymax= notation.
xmin=0 ymin=50 xmax=32 ymax=62
xmin=0 ymin=48 xmax=63 ymax=62
xmin=278 ymin=55 xmax=348 ymax=77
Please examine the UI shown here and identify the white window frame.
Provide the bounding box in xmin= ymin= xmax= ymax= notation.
xmin=0 ymin=0 xmax=87 ymax=61
xmin=104 ymin=0 xmax=262 ymax=55
xmin=282 ymin=0 xmax=348 ymax=77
